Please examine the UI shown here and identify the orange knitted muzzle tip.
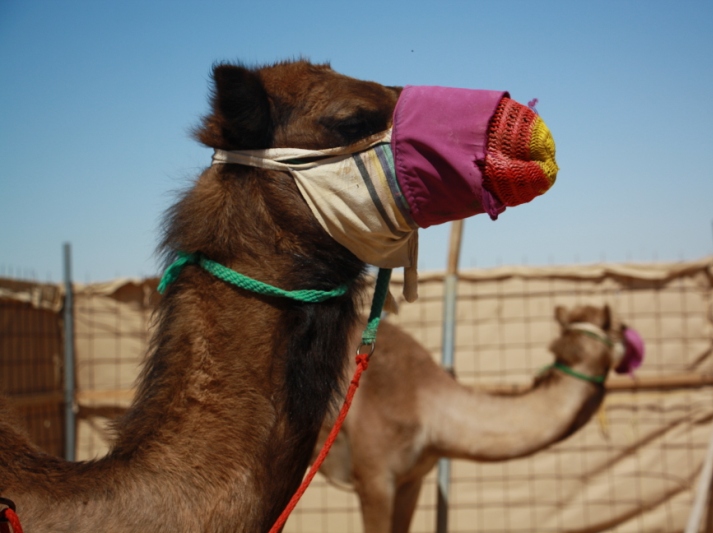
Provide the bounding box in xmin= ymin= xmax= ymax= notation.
xmin=482 ymin=97 xmax=558 ymax=207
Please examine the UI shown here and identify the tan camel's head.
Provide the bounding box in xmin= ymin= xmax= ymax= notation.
xmin=195 ymin=60 xmax=400 ymax=151
xmin=550 ymin=305 xmax=625 ymax=375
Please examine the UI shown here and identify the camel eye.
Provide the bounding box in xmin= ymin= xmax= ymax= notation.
xmin=322 ymin=109 xmax=388 ymax=144
xmin=337 ymin=117 xmax=372 ymax=140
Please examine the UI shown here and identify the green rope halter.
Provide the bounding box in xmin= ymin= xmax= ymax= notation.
xmin=158 ymin=252 xmax=348 ymax=302
xmin=542 ymin=361 xmax=606 ymax=384
xmin=158 ymin=251 xmax=392 ymax=347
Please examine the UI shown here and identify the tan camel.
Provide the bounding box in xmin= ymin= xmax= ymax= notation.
xmin=316 ymin=305 xmax=632 ymax=533
xmin=0 ymin=60 xmax=402 ymax=533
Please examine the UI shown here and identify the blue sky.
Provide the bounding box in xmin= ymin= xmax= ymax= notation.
xmin=1 ymin=0 xmax=712 ymax=282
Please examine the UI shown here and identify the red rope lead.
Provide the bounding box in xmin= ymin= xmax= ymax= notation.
xmin=0 ymin=499 xmax=23 ymax=533
xmin=269 ymin=268 xmax=390 ymax=531
xmin=268 ymin=353 xmax=370 ymax=533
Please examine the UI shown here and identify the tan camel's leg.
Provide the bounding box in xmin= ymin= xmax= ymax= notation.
xmin=355 ymin=473 xmax=396 ymax=533
xmin=391 ymin=479 xmax=423 ymax=533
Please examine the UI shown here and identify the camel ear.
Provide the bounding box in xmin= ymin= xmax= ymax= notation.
xmin=602 ymin=304 xmax=612 ymax=331
xmin=196 ymin=64 xmax=273 ymax=150
xmin=555 ymin=306 xmax=569 ymax=328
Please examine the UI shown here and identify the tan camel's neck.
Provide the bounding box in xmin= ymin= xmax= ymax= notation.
xmin=427 ymin=368 xmax=605 ymax=461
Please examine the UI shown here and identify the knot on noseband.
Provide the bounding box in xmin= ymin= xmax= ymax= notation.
xmin=566 ymin=322 xmax=616 ymax=349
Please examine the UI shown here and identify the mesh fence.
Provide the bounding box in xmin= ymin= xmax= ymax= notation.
xmin=1 ymin=258 xmax=712 ymax=532
xmin=0 ymin=280 xmax=65 ymax=457
xmin=285 ymin=261 xmax=713 ymax=532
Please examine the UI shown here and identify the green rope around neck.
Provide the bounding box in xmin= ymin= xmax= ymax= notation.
xmin=158 ymin=252 xmax=392 ymax=346
xmin=158 ymin=252 xmax=349 ymax=302
xmin=542 ymin=361 xmax=606 ymax=384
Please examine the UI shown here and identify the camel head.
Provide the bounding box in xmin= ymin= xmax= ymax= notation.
xmin=188 ymin=59 xmax=560 ymax=303
xmin=550 ymin=305 xmax=625 ymax=379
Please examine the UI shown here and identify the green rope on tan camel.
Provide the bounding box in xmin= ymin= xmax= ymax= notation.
xmin=158 ymin=252 xmax=349 ymax=302
xmin=542 ymin=361 xmax=606 ymax=384
xmin=158 ymin=251 xmax=392 ymax=348
xmin=158 ymin=250 xmax=392 ymax=350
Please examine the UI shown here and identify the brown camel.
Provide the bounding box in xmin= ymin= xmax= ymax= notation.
xmin=0 ymin=60 xmax=402 ymax=532
xmin=316 ymin=305 xmax=631 ymax=533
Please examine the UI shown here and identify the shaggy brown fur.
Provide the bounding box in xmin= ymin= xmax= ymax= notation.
xmin=316 ymin=305 xmax=624 ymax=533
xmin=0 ymin=60 xmax=399 ymax=532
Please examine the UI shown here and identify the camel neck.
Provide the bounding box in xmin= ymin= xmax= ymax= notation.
xmin=429 ymin=371 xmax=604 ymax=462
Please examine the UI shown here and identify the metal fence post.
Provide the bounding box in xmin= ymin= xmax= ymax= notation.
xmin=63 ymin=242 xmax=76 ymax=461
xmin=436 ymin=220 xmax=464 ymax=533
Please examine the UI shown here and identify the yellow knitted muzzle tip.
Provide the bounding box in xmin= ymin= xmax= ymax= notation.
xmin=530 ymin=117 xmax=559 ymax=186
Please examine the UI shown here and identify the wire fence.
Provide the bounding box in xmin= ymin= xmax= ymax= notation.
xmin=1 ymin=258 xmax=712 ymax=532
xmin=0 ymin=279 xmax=64 ymax=457
xmin=285 ymin=261 xmax=713 ymax=532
